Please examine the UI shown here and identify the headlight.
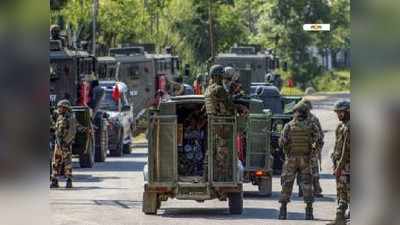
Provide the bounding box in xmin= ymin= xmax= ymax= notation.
xmin=272 ymin=119 xmax=284 ymax=133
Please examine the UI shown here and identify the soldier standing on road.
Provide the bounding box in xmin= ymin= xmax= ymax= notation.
xmin=204 ymin=65 xmax=235 ymax=180
xmin=278 ymin=103 xmax=321 ymax=220
xmin=328 ymin=100 xmax=350 ymax=225
xmin=50 ymin=99 xmax=89 ymax=189
xmin=297 ymin=99 xmax=324 ymax=198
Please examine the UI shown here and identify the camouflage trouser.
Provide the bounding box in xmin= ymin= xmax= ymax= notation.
xmin=336 ymin=164 xmax=350 ymax=212
xmin=297 ymin=155 xmax=322 ymax=194
xmin=214 ymin=125 xmax=232 ymax=181
xmin=51 ymin=144 xmax=72 ymax=179
xmin=280 ymin=155 xmax=314 ymax=203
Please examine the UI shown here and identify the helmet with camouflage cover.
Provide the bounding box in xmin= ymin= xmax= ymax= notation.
xmin=209 ymin=64 xmax=224 ymax=79
xmin=292 ymin=101 xmax=308 ymax=115
xmin=57 ymin=99 xmax=71 ymax=110
xmin=301 ymin=99 xmax=312 ymax=110
xmin=333 ymin=99 xmax=350 ymax=111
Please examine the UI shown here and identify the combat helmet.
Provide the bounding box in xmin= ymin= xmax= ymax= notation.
xmin=57 ymin=99 xmax=71 ymax=110
xmin=333 ymin=100 xmax=350 ymax=111
xmin=209 ymin=64 xmax=224 ymax=79
xmin=223 ymin=66 xmax=236 ymax=79
xmin=292 ymin=101 xmax=308 ymax=114
xmin=301 ymin=99 xmax=313 ymax=110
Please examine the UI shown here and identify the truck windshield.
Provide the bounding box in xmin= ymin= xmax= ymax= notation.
xmin=99 ymin=91 xmax=118 ymax=111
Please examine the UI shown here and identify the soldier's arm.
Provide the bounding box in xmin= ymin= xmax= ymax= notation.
xmin=337 ymin=125 xmax=350 ymax=170
xmin=279 ymin=123 xmax=291 ymax=153
xmin=215 ymin=86 xmax=235 ymax=112
xmin=310 ymin=123 xmax=321 ymax=155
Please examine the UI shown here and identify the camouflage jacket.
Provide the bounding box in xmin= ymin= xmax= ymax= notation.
xmin=332 ymin=120 xmax=350 ymax=170
xmin=204 ymin=82 xmax=234 ymax=116
xmin=308 ymin=112 xmax=324 ymax=151
xmin=279 ymin=117 xmax=321 ymax=156
xmin=55 ymin=111 xmax=86 ymax=146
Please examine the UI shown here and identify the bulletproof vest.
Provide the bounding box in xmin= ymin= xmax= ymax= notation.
xmin=204 ymin=83 xmax=218 ymax=115
xmin=289 ymin=120 xmax=312 ymax=155
xmin=62 ymin=112 xmax=77 ymax=145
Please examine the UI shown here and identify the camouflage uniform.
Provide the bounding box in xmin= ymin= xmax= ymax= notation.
xmin=204 ymin=65 xmax=235 ymax=181
xmin=297 ymin=105 xmax=324 ymax=196
xmin=50 ymin=100 xmax=87 ymax=188
xmin=329 ymin=100 xmax=350 ymax=225
xmin=278 ymin=103 xmax=321 ymax=220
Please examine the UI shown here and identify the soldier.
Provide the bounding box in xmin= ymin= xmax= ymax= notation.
xmin=328 ymin=100 xmax=350 ymax=225
xmin=297 ymin=99 xmax=324 ymax=198
xmin=278 ymin=102 xmax=321 ymax=220
xmin=50 ymin=99 xmax=89 ymax=189
xmin=204 ymin=65 xmax=235 ymax=180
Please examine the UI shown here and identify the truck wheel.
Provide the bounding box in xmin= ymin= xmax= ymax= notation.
xmin=258 ymin=176 xmax=272 ymax=196
xmin=142 ymin=191 xmax=158 ymax=215
xmin=110 ymin=130 xmax=123 ymax=157
xmin=80 ymin=133 xmax=95 ymax=168
xmin=95 ymin=122 xmax=108 ymax=162
xmin=228 ymin=192 xmax=243 ymax=214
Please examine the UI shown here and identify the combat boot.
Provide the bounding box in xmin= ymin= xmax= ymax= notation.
xmin=66 ymin=178 xmax=73 ymax=189
xmin=327 ymin=211 xmax=346 ymax=225
xmin=305 ymin=203 xmax=314 ymax=220
xmin=298 ymin=187 xmax=303 ymax=197
xmin=278 ymin=202 xmax=287 ymax=220
xmin=50 ymin=178 xmax=59 ymax=188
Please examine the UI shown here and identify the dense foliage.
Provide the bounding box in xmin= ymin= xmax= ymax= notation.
xmin=50 ymin=0 xmax=350 ymax=88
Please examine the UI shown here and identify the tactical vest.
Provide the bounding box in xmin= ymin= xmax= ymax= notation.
xmin=57 ymin=113 xmax=77 ymax=145
xmin=204 ymin=83 xmax=218 ymax=115
xmin=289 ymin=120 xmax=312 ymax=155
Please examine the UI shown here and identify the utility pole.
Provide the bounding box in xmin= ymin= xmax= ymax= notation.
xmin=208 ymin=0 xmax=215 ymax=61
xmin=92 ymin=0 xmax=98 ymax=56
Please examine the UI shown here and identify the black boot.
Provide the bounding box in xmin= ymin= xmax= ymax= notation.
xmin=305 ymin=203 xmax=314 ymax=220
xmin=66 ymin=178 xmax=73 ymax=189
xmin=298 ymin=187 xmax=303 ymax=197
xmin=278 ymin=202 xmax=287 ymax=220
xmin=50 ymin=178 xmax=59 ymax=188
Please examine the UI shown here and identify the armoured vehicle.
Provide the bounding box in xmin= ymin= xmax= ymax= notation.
xmin=49 ymin=39 xmax=108 ymax=168
xmin=99 ymin=81 xmax=134 ymax=156
xmin=215 ymin=46 xmax=279 ymax=83
xmin=250 ymin=83 xmax=303 ymax=174
xmin=143 ymin=95 xmax=245 ymax=214
xmin=97 ymin=46 xmax=180 ymax=121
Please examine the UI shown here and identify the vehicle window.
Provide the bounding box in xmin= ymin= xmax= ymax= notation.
xmin=99 ymin=91 xmax=118 ymax=111
xmin=127 ymin=65 xmax=140 ymax=80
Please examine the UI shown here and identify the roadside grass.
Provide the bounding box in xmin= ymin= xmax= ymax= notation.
xmin=133 ymin=132 xmax=147 ymax=143
xmin=313 ymin=69 xmax=350 ymax=92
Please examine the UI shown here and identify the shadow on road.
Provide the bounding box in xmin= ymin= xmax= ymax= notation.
xmin=72 ymin=174 xmax=121 ymax=182
xmin=50 ymin=186 xmax=128 ymax=191
xmin=159 ymin=207 xmax=279 ymax=220
xmin=73 ymin=160 xmax=146 ymax=172
xmin=320 ymin=173 xmax=336 ymax=180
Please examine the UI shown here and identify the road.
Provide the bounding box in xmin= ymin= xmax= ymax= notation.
xmin=50 ymin=93 xmax=350 ymax=225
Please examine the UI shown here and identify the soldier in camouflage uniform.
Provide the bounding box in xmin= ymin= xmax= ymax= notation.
xmin=278 ymin=103 xmax=321 ymax=220
xmin=328 ymin=100 xmax=350 ymax=225
xmin=50 ymin=99 xmax=89 ymax=189
xmin=297 ymin=99 xmax=324 ymax=198
xmin=204 ymin=65 xmax=235 ymax=181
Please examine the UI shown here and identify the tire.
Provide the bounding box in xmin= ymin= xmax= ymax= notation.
xmin=258 ymin=176 xmax=272 ymax=196
xmin=109 ymin=129 xmax=123 ymax=157
xmin=228 ymin=192 xmax=243 ymax=214
xmin=80 ymin=133 xmax=95 ymax=168
xmin=95 ymin=120 xmax=108 ymax=162
xmin=142 ymin=191 xmax=158 ymax=215
xmin=123 ymin=143 xmax=131 ymax=154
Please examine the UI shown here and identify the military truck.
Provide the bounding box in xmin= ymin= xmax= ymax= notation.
xmin=143 ymin=95 xmax=245 ymax=214
xmin=234 ymin=96 xmax=274 ymax=195
xmin=49 ymin=40 xmax=108 ymax=168
xmin=215 ymin=46 xmax=279 ymax=83
xmin=250 ymin=83 xmax=303 ymax=174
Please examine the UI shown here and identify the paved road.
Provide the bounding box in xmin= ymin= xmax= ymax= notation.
xmin=50 ymin=93 xmax=349 ymax=225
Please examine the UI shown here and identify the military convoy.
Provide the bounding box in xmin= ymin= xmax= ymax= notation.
xmin=49 ymin=39 xmax=109 ymax=168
